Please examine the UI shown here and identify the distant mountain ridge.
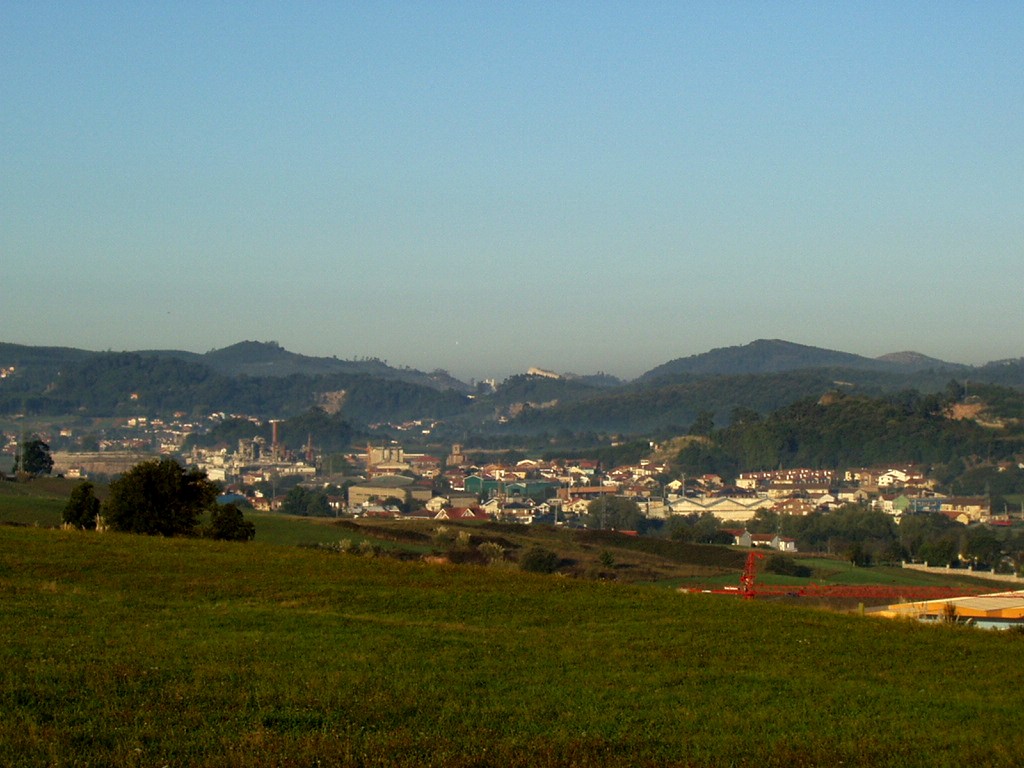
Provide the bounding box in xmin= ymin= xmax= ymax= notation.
xmin=1 ymin=339 xmax=1020 ymax=436
xmin=638 ymin=339 xmax=966 ymax=382
xmin=136 ymin=341 xmax=471 ymax=393
xmin=873 ymin=351 xmax=956 ymax=368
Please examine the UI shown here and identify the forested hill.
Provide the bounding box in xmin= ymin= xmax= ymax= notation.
xmin=499 ymin=366 xmax=1024 ymax=436
xmin=149 ymin=341 xmax=471 ymax=392
xmin=0 ymin=349 xmax=470 ymax=423
xmin=675 ymin=388 xmax=1024 ymax=483
xmin=0 ymin=340 xmax=470 ymax=397
xmin=638 ymin=339 xmax=966 ymax=383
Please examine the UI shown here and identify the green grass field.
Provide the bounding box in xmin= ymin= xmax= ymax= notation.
xmin=0 ymin=476 xmax=80 ymax=526
xmin=3 ymin=524 xmax=1024 ymax=767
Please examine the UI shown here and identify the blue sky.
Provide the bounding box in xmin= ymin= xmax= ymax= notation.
xmin=2 ymin=2 xmax=1022 ymax=382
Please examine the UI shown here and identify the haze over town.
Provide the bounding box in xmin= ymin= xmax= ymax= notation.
xmin=3 ymin=4 xmax=1023 ymax=381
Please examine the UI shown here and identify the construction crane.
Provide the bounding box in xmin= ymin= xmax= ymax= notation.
xmin=739 ymin=550 xmax=765 ymax=600
xmin=683 ymin=550 xmax=992 ymax=602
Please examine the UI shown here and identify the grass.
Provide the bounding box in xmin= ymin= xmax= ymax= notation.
xmin=3 ymin=525 xmax=1024 ymax=767
xmin=242 ymin=512 xmax=365 ymax=547
xmin=0 ymin=479 xmax=388 ymax=548
xmin=4 ymin=477 xmax=1011 ymax=590
xmin=1003 ymin=493 xmax=1024 ymax=509
xmin=0 ymin=476 xmax=78 ymax=526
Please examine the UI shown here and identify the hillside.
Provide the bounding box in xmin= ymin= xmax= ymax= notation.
xmin=3 ymin=524 xmax=1024 ymax=767
xmin=2 ymin=340 xmax=1022 ymax=437
xmin=193 ymin=341 xmax=471 ymax=392
xmin=0 ymin=348 xmax=470 ymax=424
xmin=638 ymin=339 xmax=965 ymax=382
xmin=676 ymin=388 xmax=1024 ymax=479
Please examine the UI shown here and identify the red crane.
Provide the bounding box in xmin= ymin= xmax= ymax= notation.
xmin=681 ymin=550 xmax=993 ymax=602
xmin=739 ymin=550 xmax=765 ymax=600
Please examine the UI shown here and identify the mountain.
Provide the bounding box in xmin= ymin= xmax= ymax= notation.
xmin=147 ymin=341 xmax=471 ymax=392
xmin=874 ymin=351 xmax=963 ymax=370
xmin=0 ymin=341 xmax=472 ymax=424
xmin=1 ymin=339 xmax=1019 ymax=438
xmin=638 ymin=339 xmax=963 ymax=383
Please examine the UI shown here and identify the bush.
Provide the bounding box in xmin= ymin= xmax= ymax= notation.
xmin=478 ymin=541 xmax=505 ymax=564
xmin=62 ymin=481 xmax=101 ymax=530
xmin=519 ymin=546 xmax=559 ymax=574
xmin=763 ymin=553 xmax=811 ymax=578
xmin=206 ymin=503 xmax=255 ymax=542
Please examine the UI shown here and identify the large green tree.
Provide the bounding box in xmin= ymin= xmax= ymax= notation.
xmin=105 ymin=458 xmax=218 ymax=536
xmin=587 ymin=496 xmax=644 ymax=532
xmin=16 ymin=437 xmax=53 ymax=476
xmin=279 ymin=485 xmax=332 ymax=517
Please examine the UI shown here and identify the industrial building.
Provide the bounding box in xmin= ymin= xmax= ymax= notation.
xmin=874 ymin=590 xmax=1024 ymax=630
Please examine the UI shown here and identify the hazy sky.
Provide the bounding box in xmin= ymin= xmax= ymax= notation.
xmin=3 ymin=3 xmax=1022 ymax=382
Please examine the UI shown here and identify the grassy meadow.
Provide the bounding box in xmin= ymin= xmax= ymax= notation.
xmin=3 ymin=524 xmax=1024 ymax=767
xmin=0 ymin=477 xmax=85 ymax=527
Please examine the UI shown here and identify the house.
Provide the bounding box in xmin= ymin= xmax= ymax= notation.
xmin=737 ymin=469 xmax=837 ymax=491
xmin=937 ymin=496 xmax=990 ymax=523
xmin=425 ymin=496 xmax=450 ymax=513
xmin=726 ymin=529 xmax=752 ymax=547
xmin=347 ymin=475 xmax=415 ymax=508
xmin=772 ymin=497 xmax=817 ymax=517
xmin=727 ymin=529 xmax=798 ymax=552
xmin=563 ymin=498 xmax=592 ymax=515
xmin=406 ymin=454 xmax=441 ymax=477
xmin=665 ymin=479 xmax=685 ymax=496
xmin=359 ymin=504 xmax=401 ymax=519
xmin=558 ymin=484 xmax=620 ymax=501
xmin=877 ymin=469 xmax=910 ymax=487
xmin=494 ymin=500 xmax=538 ymax=524
xmin=837 ymin=489 xmax=870 ymax=505
xmin=750 ymin=533 xmax=798 ymax=552
xmin=434 ymin=507 xmax=490 ymax=522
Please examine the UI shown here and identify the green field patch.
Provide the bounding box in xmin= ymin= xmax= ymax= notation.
xmin=3 ymin=525 xmax=1024 ymax=766
xmin=0 ymin=478 xmax=78 ymax=527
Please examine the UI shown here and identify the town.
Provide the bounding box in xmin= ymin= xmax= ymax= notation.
xmin=6 ymin=408 xmax=1006 ymax=552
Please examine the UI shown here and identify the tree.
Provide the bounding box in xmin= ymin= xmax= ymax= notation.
xmin=105 ymin=458 xmax=219 ymax=537
xmin=587 ymin=496 xmax=643 ymax=531
xmin=16 ymin=437 xmax=53 ymax=476
xmin=944 ymin=379 xmax=966 ymax=404
xmin=206 ymin=503 xmax=256 ymax=542
xmin=279 ymin=486 xmax=332 ymax=517
xmin=692 ymin=512 xmax=731 ymax=544
xmin=688 ymin=411 xmax=715 ymax=437
xmin=62 ymin=481 xmax=101 ymax=530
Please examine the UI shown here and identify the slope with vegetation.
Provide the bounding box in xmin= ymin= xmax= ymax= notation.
xmin=675 ymin=387 xmax=1024 ymax=480
xmin=637 ymin=338 xmax=966 ymax=382
xmin=3 ymin=524 xmax=1024 ymax=767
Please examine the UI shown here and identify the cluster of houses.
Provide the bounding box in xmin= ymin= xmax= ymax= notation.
xmin=30 ymin=418 xmax=999 ymax=535
xmin=663 ymin=467 xmax=991 ymax=525
xmin=21 ymin=399 xmax=997 ymax=538
xmin=208 ymin=442 xmax=1000 ymax=542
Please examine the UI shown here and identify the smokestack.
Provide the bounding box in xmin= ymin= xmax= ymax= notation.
xmin=270 ymin=420 xmax=281 ymax=460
